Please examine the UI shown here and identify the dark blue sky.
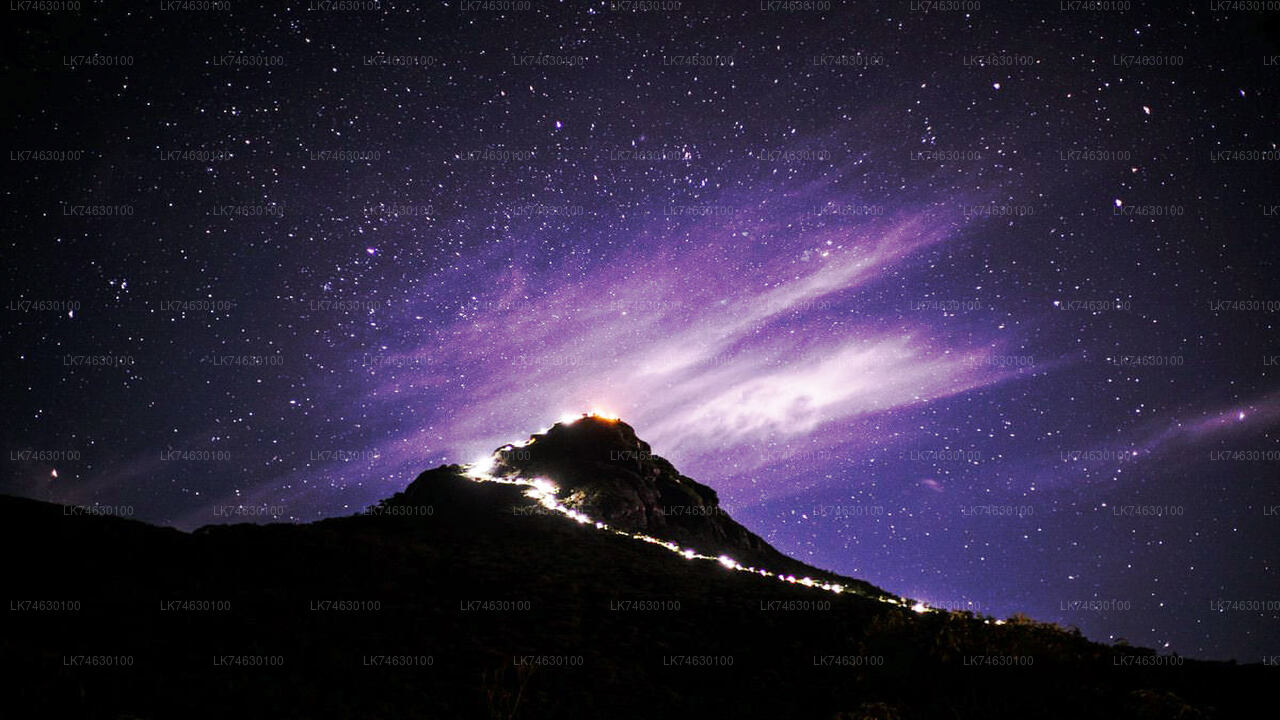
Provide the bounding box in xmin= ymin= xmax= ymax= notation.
xmin=4 ymin=1 xmax=1277 ymax=661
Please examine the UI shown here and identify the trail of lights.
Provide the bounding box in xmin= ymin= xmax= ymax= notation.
xmin=460 ymin=412 xmax=990 ymax=619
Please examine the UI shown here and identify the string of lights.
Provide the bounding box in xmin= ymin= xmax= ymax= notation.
xmin=463 ymin=412 xmax=973 ymax=620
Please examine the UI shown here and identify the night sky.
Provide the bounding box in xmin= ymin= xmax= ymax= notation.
xmin=4 ymin=1 xmax=1278 ymax=662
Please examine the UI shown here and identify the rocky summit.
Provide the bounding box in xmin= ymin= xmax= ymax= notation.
xmin=388 ymin=415 xmax=871 ymax=589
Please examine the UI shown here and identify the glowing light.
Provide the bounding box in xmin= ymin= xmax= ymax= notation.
xmin=559 ymin=412 xmax=584 ymax=425
xmin=589 ymin=409 xmax=620 ymax=420
xmin=466 ymin=454 xmax=496 ymax=477
xmin=523 ymin=477 xmax=561 ymax=509
xmin=717 ymin=555 xmax=740 ymax=569
xmin=911 ymin=602 xmax=928 ymax=614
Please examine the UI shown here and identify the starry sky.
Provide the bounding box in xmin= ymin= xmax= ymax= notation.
xmin=4 ymin=1 xmax=1278 ymax=661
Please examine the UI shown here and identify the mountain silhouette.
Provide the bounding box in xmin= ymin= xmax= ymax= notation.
xmin=1 ymin=414 xmax=1268 ymax=719
xmin=384 ymin=414 xmax=883 ymax=595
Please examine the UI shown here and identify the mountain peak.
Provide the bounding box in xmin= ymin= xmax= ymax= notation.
xmin=486 ymin=413 xmax=720 ymax=527
xmin=394 ymin=412 xmax=864 ymax=588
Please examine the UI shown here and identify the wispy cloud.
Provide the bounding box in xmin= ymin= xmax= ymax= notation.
xmin=370 ymin=201 xmax=1021 ymax=491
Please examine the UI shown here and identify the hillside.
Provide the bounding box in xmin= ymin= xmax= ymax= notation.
xmin=1 ymin=415 xmax=1267 ymax=719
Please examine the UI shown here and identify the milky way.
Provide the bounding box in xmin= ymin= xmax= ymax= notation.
xmin=4 ymin=2 xmax=1277 ymax=661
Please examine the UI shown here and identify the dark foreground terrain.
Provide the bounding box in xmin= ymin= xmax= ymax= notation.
xmin=2 ymin=417 xmax=1268 ymax=719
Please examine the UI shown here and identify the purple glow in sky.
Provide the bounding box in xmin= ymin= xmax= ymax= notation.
xmin=5 ymin=3 xmax=1277 ymax=663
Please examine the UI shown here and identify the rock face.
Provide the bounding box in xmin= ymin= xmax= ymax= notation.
xmin=386 ymin=414 xmax=878 ymax=590
xmin=481 ymin=415 xmax=816 ymax=577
